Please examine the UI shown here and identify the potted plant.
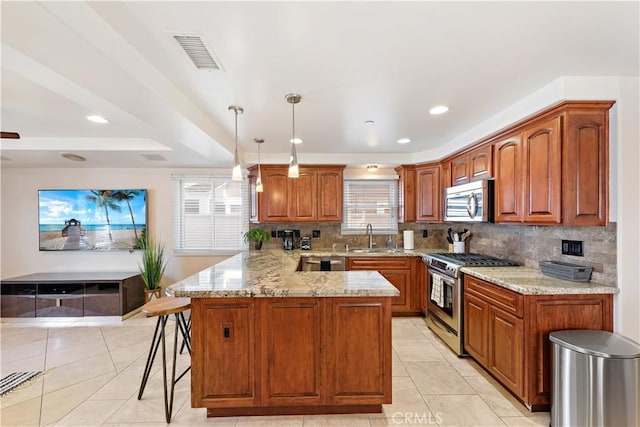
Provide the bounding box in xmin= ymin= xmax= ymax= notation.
xmin=243 ymin=228 xmax=272 ymax=250
xmin=138 ymin=237 xmax=167 ymax=302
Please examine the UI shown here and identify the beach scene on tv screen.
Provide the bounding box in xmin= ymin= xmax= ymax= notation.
xmin=39 ymin=189 xmax=147 ymax=251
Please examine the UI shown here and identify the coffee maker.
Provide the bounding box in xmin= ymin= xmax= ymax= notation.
xmin=282 ymin=230 xmax=295 ymax=250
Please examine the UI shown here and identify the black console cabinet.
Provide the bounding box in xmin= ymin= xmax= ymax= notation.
xmin=1 ymin=272 xmax=145 ymax=317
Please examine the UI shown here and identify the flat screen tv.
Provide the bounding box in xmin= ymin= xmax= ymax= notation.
xmin=38 ymin=189 xmax=147 ymax=251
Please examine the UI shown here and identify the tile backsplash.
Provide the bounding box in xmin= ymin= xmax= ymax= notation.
xmin=253 ymin=222 xmax=617 ymax=286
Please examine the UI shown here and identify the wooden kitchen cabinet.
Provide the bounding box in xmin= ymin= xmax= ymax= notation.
xmin=563 ymin=108 xmax=610 ymax=225
xmin=259 ymin=299 xmax=324 ymax=406
xmin=463 ymin=292 xmax=490 ymax=366
xmin=191 ymin=298 xmax=258 ymax=409
xmin=493 ymin=101 xmax=613 ymax=225
xmin=191 ymin=296 xmax=392 ymax=416
xmin=249 ymin=165 xmax=345 ymax=223
xmin=347 ymin=257 xmax=422 ymax=316
xmin=416 ymin=163 xmax=441 ymax=222
xmin=494 ymin=133 xmax=524 ymax=222
xmin=494 ymin=118 xmax=561 ymax=224
xmin=395 ymin=165 xmax=417 ymax=223
xmin=291 ymin=168 xmax=318 ymax=221
xmin=317 ymin=167 xmax=344 ymax=221
xmin=450 ymin=144 xmax=493 ymax=186
xmin=464 ymin=274 xmax=613 ymax=411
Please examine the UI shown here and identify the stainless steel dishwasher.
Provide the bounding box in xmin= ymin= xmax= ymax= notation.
xmin=299 ymin=256 xmax=346 ymax=271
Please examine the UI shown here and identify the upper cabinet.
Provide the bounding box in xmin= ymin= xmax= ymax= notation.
xmin=563 ymin=108 xmax=610 ymax=226
xmin=395 ymin=165 xmax=417 ymax=223
xmin=416 ymin=164 xmax=441 ymax=222
xmin=249 ymin=165 xmax=345 ymax=223
xmin=493 ymin=101 xmax=612 ymax=225
xmin=450 ymin=144 xmax=493 ymax=186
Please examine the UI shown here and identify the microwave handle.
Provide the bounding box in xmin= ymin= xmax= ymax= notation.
xmin=466 ymin=193 xmax=478 ymax=218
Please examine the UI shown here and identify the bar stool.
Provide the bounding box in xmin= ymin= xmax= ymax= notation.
xmin=137 ymin=297 xmax=191 ymax=423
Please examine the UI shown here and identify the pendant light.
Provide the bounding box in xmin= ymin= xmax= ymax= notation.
xmin=228 ymin=105 xmax=244 ymax=181
xmin=285 ymin=93 xmax=301 ymax=178
xmin=253 ymin=138 xmax=264 ymax=192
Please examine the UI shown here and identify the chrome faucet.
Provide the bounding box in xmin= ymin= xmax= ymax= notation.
xmin=366 ymin=223 xmax=374 ymax=249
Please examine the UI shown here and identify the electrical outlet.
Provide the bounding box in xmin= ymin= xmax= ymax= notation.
xmin=562 ymin=240 xmax=584 ymax=256
xmin=312 ymin=230 xmax=321 ymax=238
xmin=422 ymin=229 xmax=428 ymax=238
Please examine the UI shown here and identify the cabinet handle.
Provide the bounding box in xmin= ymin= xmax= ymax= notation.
xmin=466 ymin=193 xmax=478 ymax=219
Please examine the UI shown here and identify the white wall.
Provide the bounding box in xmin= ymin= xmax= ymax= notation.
xmin=0 ymin=168 xmax=229 ymax=289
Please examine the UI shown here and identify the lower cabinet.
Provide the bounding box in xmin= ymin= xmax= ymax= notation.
xmin=347 ymin=256 xmax=423 ymax=315
xmin=191 ymin=297 xmax=392 ymax=416
xmin=464 ymin=275 xmax=613 ymax=411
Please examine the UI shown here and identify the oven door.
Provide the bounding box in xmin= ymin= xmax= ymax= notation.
xmin=426 ymin=268 xmax=458 ymax=332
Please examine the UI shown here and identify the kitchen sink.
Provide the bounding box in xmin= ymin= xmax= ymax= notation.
xmin=347 ymin=248 xmax=403 ymax=254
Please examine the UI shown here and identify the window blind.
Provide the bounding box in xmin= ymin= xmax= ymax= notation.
xmin=172 ymin=175 xmax=248 ymax=254
xmin=341 ymin=180 xmax=398 ymax=234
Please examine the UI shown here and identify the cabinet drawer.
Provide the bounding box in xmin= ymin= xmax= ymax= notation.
xmin=347 ymin=257 xmax=411 ymax=270
xmin=464 ymin=276 xmax=523 ymax=317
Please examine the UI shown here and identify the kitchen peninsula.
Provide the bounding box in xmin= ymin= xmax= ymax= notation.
xmin=168 ymin=250 xmax=399 ymax=417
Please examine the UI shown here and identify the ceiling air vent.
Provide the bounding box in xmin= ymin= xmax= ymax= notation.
xmin=141 ymin=154 xmax=167 ymax=161
xmin=172 ymin=34 xmax=222 ymax=70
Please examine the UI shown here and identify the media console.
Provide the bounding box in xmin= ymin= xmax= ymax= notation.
xmin=0 ymin=272 xmax=145 ymax=318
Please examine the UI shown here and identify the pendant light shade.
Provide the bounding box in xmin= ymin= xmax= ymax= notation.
xmin=286 ymin=93 xmax=301 ymax=178
xmin=228 ymin=105 xmax=244 ymax=181
xmin=253 ymin=138 xmax=264 ymax=192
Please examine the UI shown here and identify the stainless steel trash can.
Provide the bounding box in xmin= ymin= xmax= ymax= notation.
xmin=550 ymin=330 xmax=640 ymax=427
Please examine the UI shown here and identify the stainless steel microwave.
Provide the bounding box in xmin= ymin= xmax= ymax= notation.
xmin=444 ymin=179 xmax=494 ymax=222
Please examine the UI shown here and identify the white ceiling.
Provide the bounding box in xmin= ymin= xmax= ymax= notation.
xmin=1 ymin=1 xmax=638 ymax=169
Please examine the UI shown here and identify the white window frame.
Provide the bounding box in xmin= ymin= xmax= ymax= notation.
xmin=341 ymin=179 xmax=398 ymax=235
xmin=172 ymin=174 xmax=248 ymax=255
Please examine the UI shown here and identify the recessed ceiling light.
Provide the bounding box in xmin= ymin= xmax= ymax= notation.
xmin=86 ymin=115 xmax=109 ymax=124
xmin=429 ymin=105 xmax=449 ymax=115
xmin=397 ymin=138 xmax=411 ymax=144
xmin=61 ymin=153 xmax=87 ymax=162
xmin=364 ymin=120 xmax=375 ymax=125
xmin=367 ymin=164 xmax=378 ymax=172
xmin=290 ymin=138 xmax=303 ymax=144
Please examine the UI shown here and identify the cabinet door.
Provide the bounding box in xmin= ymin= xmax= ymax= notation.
xmin=191 ymin=299 xmax=257 ymax=408
xmin=326 ymin=298 xmax=391 ymax=405
xmin=563 ymin=110 xmax=608 ymax=225
xmin=395 ymin=165 xmax=416 ymax=223
xmin=379 ymin=269 xmax=412 ymax=313
xmin=317 ymin=167 xmax=344 ymax=221
xmin=488 ymin=306 xmax=524 ymax=398
xmin=469 ymin=145 xmax=493 ymax=181
xmin=0 ymin=284 xmax=36 ymax=317
xmin=259 ymin=167 xmax=292 ymax=222
xmin=464 ymin=292 xmax=490 ymax=366
xmin=259 ymin=299 xmax=324 ymax=406
xmin=494 ymin=134 xmax=523 ymax=222
xmin=523 ymin=117 xmax=561 ymax=223
xmin=451 ymin=156 xmax=469 ymax=185
xmin=291 ymin=168 xmax=317 ymax=222
xmin=416 ymin=165 xmax=441 ymax=222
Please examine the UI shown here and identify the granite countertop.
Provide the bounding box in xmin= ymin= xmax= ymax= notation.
xmin=168 ymin=249 xmax=403 ymax=298
xmin=461 ymin=266 xmax=618 ymax=295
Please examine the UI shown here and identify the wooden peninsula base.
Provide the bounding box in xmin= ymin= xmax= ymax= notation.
xmin=190 ymin=296 xmax=393 ymax=417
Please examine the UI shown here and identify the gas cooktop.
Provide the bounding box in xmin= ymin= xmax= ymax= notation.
xmin=423 ymin=253 xmax=516 ymax=277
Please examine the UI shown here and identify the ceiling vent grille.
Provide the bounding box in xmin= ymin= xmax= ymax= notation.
xmin=141 ymin=154 xmax=167 ymax=161
xmin=172 ymin=34 xmax=222 ymax=70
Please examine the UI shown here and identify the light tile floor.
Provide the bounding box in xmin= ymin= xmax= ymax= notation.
xmin=1 ymin=315 xmax=550 ymax=427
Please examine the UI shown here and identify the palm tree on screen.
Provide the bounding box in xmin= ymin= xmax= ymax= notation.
xmin=86 ymin=190 xmax=121 ymax=241
xmin=113 ymin=190 xmax=142 ymax=240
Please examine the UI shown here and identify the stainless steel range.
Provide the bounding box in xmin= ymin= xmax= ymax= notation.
xmin=423 ymin=253 xmax=516 ymax=356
